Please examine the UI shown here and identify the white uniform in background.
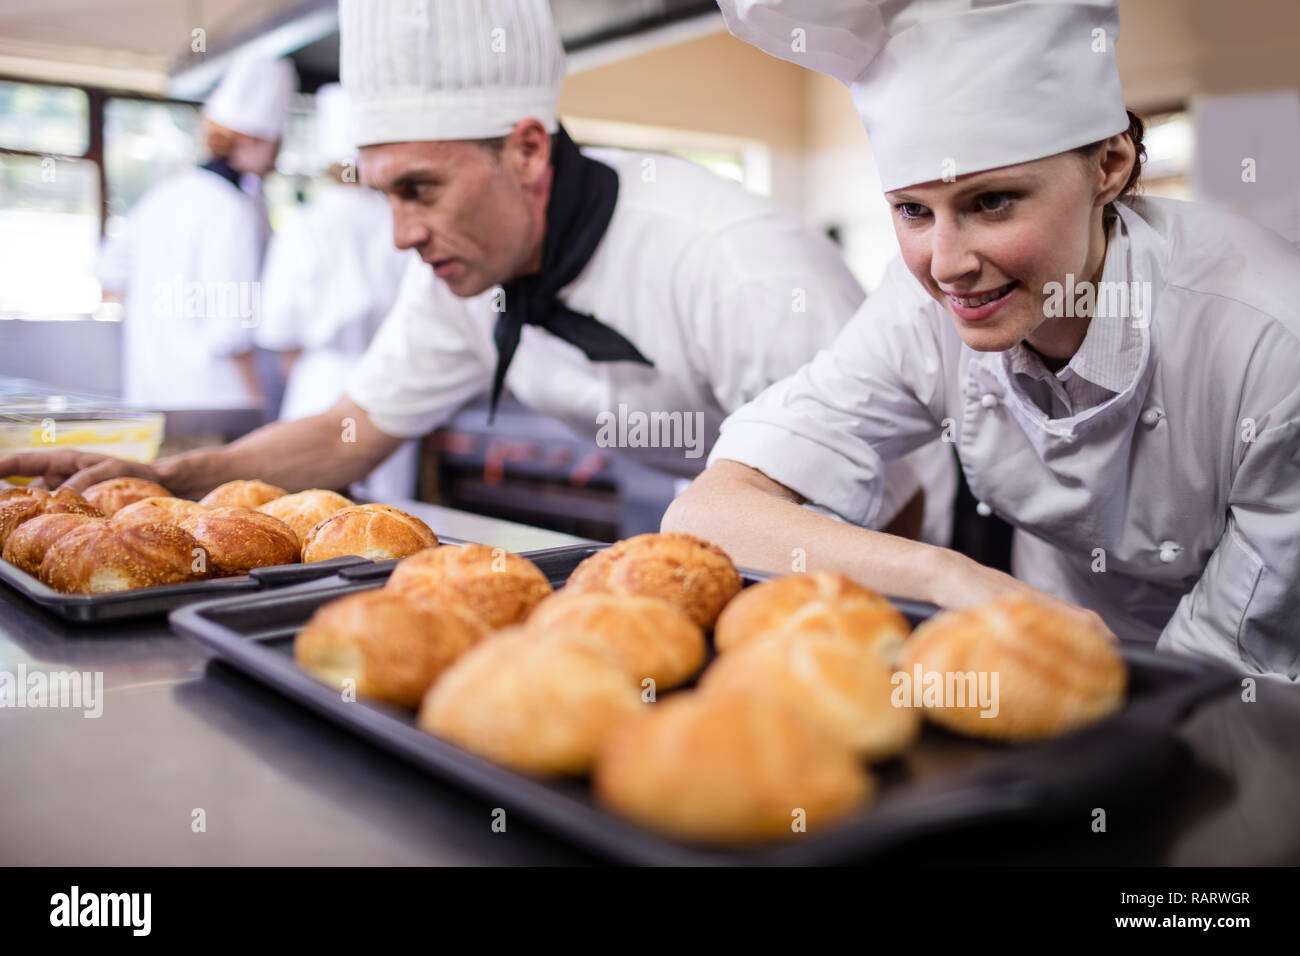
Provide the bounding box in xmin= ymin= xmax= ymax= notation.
xmin=96 ymin=56 xmax=297 ymax=410
xmin=97 ymin=170 xmax=268 ymax=408
xmin=256 ymin=183 xmax=416 ymax=499
xmin=338 ymin=0 xmax=956 ymax=541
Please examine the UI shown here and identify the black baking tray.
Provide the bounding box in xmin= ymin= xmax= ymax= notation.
xmin=169 ymin=542 xmax=1236 ymax=865
xmin=0 ymin=534 xmax=468 ymax=624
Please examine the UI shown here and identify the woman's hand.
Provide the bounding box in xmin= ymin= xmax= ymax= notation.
xmin=933 ymin=548 xmax=1115 ymax=638
xmin=0 ymin=451 xmax=166 ymax=493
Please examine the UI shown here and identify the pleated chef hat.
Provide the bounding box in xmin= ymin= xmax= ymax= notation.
xmin=339 ymin=0 xmax=566 ymax=147
xmin=203 ymin=56 xmax=298 ymax=140
xmin=314 ymin=83 xmax=358 ymax=167
xmin=718 ymin=0 xmax=1130 ymax=192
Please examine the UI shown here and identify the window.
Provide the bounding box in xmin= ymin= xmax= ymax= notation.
xmin=103 ymin=98 xmax=201 ymax=238
xmin=0 ymin=81 xmax=88 ymax=155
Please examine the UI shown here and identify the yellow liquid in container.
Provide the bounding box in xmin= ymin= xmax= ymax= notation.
xmin=1 ymin=414 xmax=164 ymax=485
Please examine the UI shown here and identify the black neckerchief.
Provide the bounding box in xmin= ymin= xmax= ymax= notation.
xmin=200 ymin=157 xmax=243 ymax=190
xmin=489 ymin=125 xmax=653 ymax=423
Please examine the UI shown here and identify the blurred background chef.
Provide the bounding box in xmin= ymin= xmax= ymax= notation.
xmin=95 ymin=56 xmax=298 ymax=411
xmin=255 ymin=83 xmax=416 ymax=500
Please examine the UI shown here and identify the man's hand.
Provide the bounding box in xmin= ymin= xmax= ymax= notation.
xmin=0 ymin=451 xmax=164 ymax=494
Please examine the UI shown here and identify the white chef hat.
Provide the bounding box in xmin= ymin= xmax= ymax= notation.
xmin=339 ymin=0 xmax=566 ymax=148
xmin=203 ymin=56 xmax=299 ymax=140
xmin=719 ymin=0 xmax=1130 ymax=192
xmin=314 ymin=83 xmax=358 ymax=167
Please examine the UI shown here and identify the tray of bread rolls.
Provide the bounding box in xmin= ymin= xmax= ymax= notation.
xmin=0 ymin=478 xmax=465 ymax=623
xmin=168 ymin=533 xmax=1235 ymax=865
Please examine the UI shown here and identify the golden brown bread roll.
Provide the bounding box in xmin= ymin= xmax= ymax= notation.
xmin=898 ymin=596 xmax=1126 ymax=742
xmin=82 ymin=477 xmax=172 ymax=516
xmin=700 ymin=629 xmax=920 ymax=762
xmin=198 ymin=479 xmax=288 ymax=510
xmin=112 ymin=496 xmax=207 ymax=527
xmin=385 ymin=544 xmax=551 ymax=629
xmin=2 ymin=513 xmax=105 ymax=576
xmin=257 ymin=489 xmax=352 ymax=544
xmin=0 ymin=487 xmax=103 ymax=550
xmin=301 ymin=503 xmax=437 ymax=563
xmin=714 ymin=572 xmax=911 ymax=662
xmin=40 ymin=520 xmax=204 ymax=593
xmin=419 ymin=629 xmax=642 ymax=775
xmin=179 ymin=506 xmax=300 ymax=575
xmin=0 ymin=495 xmax=47 ymax=551
xmin=564 ymin=533 xmax=743 ymax=630
xmin=594 ymin=691 xmax=873 ymax=844
xmin=526 ymin=591 xmax=706 ymax=690
xmin=295 ymin=589 xmax=488 ymax=708
xmin=0 ymin=485 xmax=31 ymax=503
xmin=43 ymin=486 xmax=103 ymax=517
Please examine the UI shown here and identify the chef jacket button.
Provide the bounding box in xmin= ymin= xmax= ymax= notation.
xmin=975 ymin=501 xmax=993 ymax=517
xmin=1158 ymin=540 xmax=1181 ymax=563
xmin=980 ymin=393 xmax=999 ymax=409
xmin=1141 ymin=407 xmax=1162 ymax=426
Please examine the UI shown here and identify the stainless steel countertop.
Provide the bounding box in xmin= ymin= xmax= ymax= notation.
xmin=1 ymin=502 xmax=1297 ymax=865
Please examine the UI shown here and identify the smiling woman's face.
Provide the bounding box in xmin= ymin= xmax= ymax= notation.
xmin=886 ymin=143 xmax=1130 ymax=359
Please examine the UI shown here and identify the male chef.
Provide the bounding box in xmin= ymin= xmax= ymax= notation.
xmin=2 ymin=0 xmax=950 ymax=540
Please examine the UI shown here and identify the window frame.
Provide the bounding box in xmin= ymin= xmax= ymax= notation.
xmin=0 ymin=74 xmax=200 ymax=236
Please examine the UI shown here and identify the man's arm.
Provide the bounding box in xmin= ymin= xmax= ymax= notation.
xmin=0 ymin=397 xmax=402 ymax=499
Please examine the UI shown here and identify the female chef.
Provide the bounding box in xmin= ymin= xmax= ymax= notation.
xmin=96 ymin=56 xmax=297 ymax=410
xmin=665 ymin=0 xmax=1300 ymax=679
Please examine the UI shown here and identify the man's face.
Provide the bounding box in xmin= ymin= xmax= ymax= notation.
xmin=360 ymin=136 xmax=546 ymax=297
xmin=229 ymin=133 xmax=280 ymax=178
xmin=886 ymin=153 xmax=1103 ymax=354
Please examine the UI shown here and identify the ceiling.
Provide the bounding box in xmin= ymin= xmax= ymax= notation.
xmin=0 ymin=0 xmax=720 ymax=97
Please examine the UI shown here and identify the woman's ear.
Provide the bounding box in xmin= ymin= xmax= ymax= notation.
xmin=1095 ymin=132 xmax=1137 ymax=208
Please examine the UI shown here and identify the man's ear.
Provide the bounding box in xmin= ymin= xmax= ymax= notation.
xmin=506 ymin=118 xmax=553 ymax=185
xmin=1095 ymin=132 xmax=1136 ymax=207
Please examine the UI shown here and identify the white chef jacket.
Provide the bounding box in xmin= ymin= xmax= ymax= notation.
xmin=347 ymin=147 xmax=956 ymax=535
xmin=708 ymin=196 xmax=1300 ymax=680
xmin=256 ymin=184 xmax=412 ymax=420
xmin=256 ymin=184 xmax=417 ymax=499
xmin=97 ymin=167 xmax=268 ymax=409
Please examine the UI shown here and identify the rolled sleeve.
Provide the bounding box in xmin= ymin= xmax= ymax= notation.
xmin=345 ymin=258 xmax=493 ymax=439
xmin=710 ymin=417 xmax=888 ymax=527
xmin=708 ymin=257 xmax=949 ymax=528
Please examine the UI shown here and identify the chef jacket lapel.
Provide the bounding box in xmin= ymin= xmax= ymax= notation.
xmin=489 ymin=125 xmax=654 ymax=423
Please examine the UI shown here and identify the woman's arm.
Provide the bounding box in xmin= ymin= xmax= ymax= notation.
xmin=665 ymin=459 xmax=1111 ymax=632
